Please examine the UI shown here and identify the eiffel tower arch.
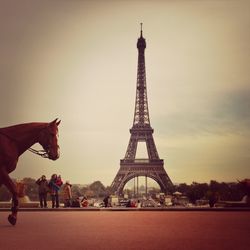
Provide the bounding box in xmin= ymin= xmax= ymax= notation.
xmin=111 ymin=24 xmax=173 ymax=196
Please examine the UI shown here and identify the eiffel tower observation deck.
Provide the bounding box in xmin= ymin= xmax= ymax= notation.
xmin=111 ymin=24 xmax=173 ymax=196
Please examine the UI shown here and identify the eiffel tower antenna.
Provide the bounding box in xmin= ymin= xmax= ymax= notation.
xmin=111 ymin=26 xmax=173 ymax=196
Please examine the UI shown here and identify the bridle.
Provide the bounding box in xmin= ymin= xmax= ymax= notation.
xmin=28 ymin=148 xmax=49 ymax=158
xmin=29 ymin=141 xmax=60 ymax=159
xmin=35 ymin=127 xmax=59 ymax=159
xmin=0 ymin=128 xmax=56 ymax=159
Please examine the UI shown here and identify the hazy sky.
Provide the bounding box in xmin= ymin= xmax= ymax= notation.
xmin=0 ymin=0 xmax=249 ymax=186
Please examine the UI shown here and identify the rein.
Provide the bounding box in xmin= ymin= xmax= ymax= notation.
xmin=0 ymin=130 xmax=49 ymax=159
xmin=28 ymin=148 xmax=49 ymax=158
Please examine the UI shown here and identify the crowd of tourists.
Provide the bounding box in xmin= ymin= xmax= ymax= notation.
xmin=36 ymin=174 xmax=87 ymax=208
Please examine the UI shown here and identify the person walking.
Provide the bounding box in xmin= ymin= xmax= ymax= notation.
xmin=36 ymin=175 xmax=49 ymax=208
xmin=63 ymin=181 xmax=72 ymax=207
xmin=49 ymin=174 xmax=62 ymax=208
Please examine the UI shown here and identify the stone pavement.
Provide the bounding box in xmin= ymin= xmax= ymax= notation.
xmin=0 ymin=211 xmax=249 ymax=250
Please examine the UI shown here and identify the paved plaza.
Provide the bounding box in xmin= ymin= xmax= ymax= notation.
xmin=0 ymin=211 xmax=249 ymax=250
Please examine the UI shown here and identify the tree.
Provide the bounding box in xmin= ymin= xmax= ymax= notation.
xmin=71 ymin=185 xmax=82 ymax=198
xmin=187 ymin=182 xmax=209 ymax=204
xmin=22 ymin=177 xmax=39 ymax=201
xmin=89 ymin=181 xmax=106 ymax=198
xmin=176 ymin=183 xmax=190 ymax=195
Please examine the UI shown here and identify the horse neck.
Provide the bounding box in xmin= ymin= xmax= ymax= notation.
xmin=2 ymin=123 xmax=47 ymax=156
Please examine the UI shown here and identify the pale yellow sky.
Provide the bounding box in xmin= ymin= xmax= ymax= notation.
xmin=0 ymin=0 xmax=249 ymax=186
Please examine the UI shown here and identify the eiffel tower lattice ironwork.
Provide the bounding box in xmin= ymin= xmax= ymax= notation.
xmin=111 ymin=24 xmax=173 ymax=195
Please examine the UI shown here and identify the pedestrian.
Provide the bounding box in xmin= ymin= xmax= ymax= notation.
xmin=49 ymin=174 xmax=61 ymax=208
xmin=36 ymin=175 xmax=49 ymax=208
xmin=56 ymin=175 xmax=63 ymax=187
xmin=63 ymin=181 xmax=72 ymax=207
xmin=126 ymin=199 xmax=132 ymax=207
xmin=137 ymin=199 xmax=141 ymax=208
xmin=103 ymin=195 xmax=109 ymax=207
xmin=81 ymin=196 xmax=88 ymax=207
xmin=71 ymin=197 xmax=81 ymax=207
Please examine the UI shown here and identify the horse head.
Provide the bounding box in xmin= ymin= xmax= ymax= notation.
xmin=38 ymin=118 xmax=61 ymax=160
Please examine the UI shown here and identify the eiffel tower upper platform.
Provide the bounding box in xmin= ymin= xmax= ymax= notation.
xmin=111 ymin=24 xmax=173 ymax=195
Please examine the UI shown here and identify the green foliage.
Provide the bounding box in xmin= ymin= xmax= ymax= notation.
xmin=22 ymin=177 xmax=39 ymax=201
xmin=175 ymin=180 xmax=247 ymax=204
xmin=69 ymin=181 xmax=107 ymax=198
xmin=89 ymin=181 xmax=106 ymax=198
xmin=71 ymin=185 xmax=82 ymax=198
xmin=1 ymin=178 xmax=247 ymax=203
xmin=187 ymin=182 xmax=209 ymax=203
xmin=0 ymin=178 xmax=39 ymax=201
xmin=176 ymin=183 xmax=190 ymax=194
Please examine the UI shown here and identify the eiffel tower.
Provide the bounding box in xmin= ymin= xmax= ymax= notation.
xmin=111 ymin=24 xmax=173 ymax=195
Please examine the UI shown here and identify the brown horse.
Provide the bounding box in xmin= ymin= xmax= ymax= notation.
xmin=0 ymin=118 xmax=60 ymax=225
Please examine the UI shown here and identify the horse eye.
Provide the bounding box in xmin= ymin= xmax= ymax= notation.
xmin=50 ymin=132 xmax=59 ymax=138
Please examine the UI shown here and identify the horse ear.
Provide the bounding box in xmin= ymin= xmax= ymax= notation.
xmin=51 ymin=118 xmax=58 ymax=124
xmin=50 ymin=118 xmax=60 ymax=126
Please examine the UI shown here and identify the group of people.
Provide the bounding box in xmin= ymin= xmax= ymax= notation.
xmin=36 ymin=174 xmax=72 ymax=208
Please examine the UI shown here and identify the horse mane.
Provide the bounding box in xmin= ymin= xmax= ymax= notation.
xmin=0 ymin=123 xmax=49 ymax=138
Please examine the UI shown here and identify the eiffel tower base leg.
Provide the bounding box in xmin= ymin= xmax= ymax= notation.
xmin=111 ymin=161 xmax=173 ymax=196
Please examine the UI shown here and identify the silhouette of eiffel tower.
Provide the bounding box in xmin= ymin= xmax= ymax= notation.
xmin=111 ymin=24 xmax=173 ymax=196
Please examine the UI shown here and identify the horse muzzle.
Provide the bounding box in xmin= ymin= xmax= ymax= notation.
xmin=48 ymin=147 xmax=60 ymax=161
